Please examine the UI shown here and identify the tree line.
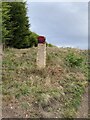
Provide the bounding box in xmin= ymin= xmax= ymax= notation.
xmin=2 ymin=2 xmax=39 ymax=49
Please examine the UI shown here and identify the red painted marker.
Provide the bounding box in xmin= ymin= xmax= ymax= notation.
xmin=37 ymin=36 xmax=46 ymax=44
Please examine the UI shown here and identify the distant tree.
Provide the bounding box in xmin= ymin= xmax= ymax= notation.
xmin=8 ymin=2 xmax=30 ymax=48
xmin=2 ymin=2 xmax=41 ymax=49
xmin=0 ymin=3 xmax=2 ymax=43
xmin=2 ymin=2 xmax=11 ymax=48
xmin=46 ymin=43 xmax=54 ymax=47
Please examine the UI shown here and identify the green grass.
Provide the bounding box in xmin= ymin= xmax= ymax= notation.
xmin=2 ymin=47 xmax=88 ymax=118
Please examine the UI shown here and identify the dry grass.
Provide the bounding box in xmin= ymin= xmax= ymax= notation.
xmin=2 ymin=46 xmax=88 ymax=118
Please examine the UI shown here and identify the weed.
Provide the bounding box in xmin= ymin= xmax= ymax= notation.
xmin=21 ymin=102 xmax=30 ymax=110
xmin=15 ymin=93 xmax=21 ymax=99
xmin=65 ymin=52 xmax=83 ymax=67
xmin=19 ymin=85 xmax=30 ymax=96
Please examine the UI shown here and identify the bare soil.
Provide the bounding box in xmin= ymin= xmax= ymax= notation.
xmin=2 ymin=87 xmax=89 ymax=118
xmin=76 ymin=87 xmax=88 ymax=118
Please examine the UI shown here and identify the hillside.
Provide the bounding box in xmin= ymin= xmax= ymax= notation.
xmin=2 ymin=46 xmax=88 ymax=118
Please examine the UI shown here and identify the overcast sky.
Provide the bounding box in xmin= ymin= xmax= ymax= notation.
xmin=27 ymin=2 xmax=88 ymax=49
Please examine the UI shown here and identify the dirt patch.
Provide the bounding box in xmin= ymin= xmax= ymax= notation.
xmin=76 ymin=87 xmax=88 ymax=118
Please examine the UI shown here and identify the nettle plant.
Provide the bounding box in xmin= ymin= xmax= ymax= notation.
xmin=66 ymin=52 xmax=83 ymax=67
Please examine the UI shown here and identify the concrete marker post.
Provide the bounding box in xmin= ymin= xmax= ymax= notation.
xmin=37 ymin=36 xmax=46 ymax=69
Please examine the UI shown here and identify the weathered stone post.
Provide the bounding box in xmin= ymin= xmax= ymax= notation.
xmin=37 ymin=36 xmax=46 ymax=69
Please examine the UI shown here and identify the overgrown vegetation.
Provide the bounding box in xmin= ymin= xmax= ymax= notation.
xmin=2 ymin=2 xmax=39 ymax=48
xmin=2 ymin=47 xmax=88 ymax=118
xmin=65 ymin=52 xmax=83 ymax=67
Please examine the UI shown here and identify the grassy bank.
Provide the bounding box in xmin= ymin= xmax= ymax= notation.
xmin=2 ymin=46 xmax=88 ymax=118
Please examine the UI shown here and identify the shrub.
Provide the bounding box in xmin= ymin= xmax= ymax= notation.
xmin=66 ymin=53 xmax=83 ymax=67
xmin=47 ymin=43 xmax=53 ymax=47
xmin=28 ymin=32 xmax=38 ymax=47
